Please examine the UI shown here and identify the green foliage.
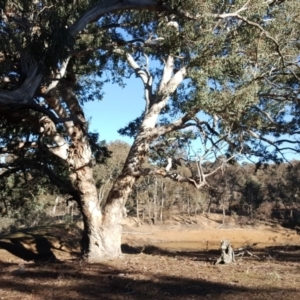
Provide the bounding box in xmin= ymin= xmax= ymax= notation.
xmin=241 ymin=179 xmax=264 ymax=210
xmin=93 ymin=141 xmax=130 ymax=202
xmin=118 ymin=115 xmax=144 ymax=138
xmin=88 ymin=132 xmax=111 ymax=163
xmin=112 ymin=1 xmax=299 ymax=163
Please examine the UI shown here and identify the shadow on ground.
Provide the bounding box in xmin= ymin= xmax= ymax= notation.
xmin=121 ymin=243 xmax=300 ymax=263
xmin=0 ymin=225 xmax=80 ymax=262
xmin=0 ymin=235 xmax=300 ymax=299
xmin=1 ymin=227 xmax=300 ymax=264
xmin=0 ymin=235 xmax=57 ymax=262
xmin=0 ymin=259 xmax=298 ymax=300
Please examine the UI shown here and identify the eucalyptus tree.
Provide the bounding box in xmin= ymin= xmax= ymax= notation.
xmin=88 ymin=0 xmax=300 ymax=259
xmin=108 ymin=0 xmax=300 ymax=256
xmin=0 ymin=0 xmax=299 ymax=262
xmin=0 ymin=0 xmax=170 ymax=261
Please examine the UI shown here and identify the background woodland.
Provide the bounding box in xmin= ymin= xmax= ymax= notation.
xmin=1 ymin=140 xmax=300 ymax=232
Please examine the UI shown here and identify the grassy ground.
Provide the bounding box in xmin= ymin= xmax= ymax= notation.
xmin=0 ymin=214 xmax=300 ymax=299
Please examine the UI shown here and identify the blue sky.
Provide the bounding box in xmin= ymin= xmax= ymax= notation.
xmin=83 ymin=74 xmax=299 ymax=162
xmin=84 ymin=76 xmax=212 ymax=154
xmin=84 ymin=77 xmax=145 ymax=145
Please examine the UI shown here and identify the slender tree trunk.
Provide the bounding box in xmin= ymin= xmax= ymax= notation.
xmin=187 ymin=196 xmax=191 ymax=217
xmin=160 ymin=197 xmax=164 ymax=222
xmin=153 ymin=177 xmax=157 ymax=224
xmin=148 ymin=193 xmax=152 ymax=224
xmin=160 ymin=182 xmax=165 ymax=222
xmin=207 ymin=196 xmax=212 ymax=214
xmin=52 ymin=196 xmax=59 ymax=216
xmin=222 ymin=200 xmax=226 ymax=225
xmin=136 ymin=193 xmax=140 ymax=222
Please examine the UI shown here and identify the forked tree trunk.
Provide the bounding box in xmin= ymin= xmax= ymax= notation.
xmin=80 ymin=209 xmax=123 ymax=261
xmin=76 ymin=166 xmax=128 ymax=261
xmin=70 ymin=57 xmax=173 ymax=260
xmin=76 ymin=147 xmax=144 ymax=262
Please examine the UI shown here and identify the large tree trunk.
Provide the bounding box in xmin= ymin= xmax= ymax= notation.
xmin=80 ymin=209 xmax=123 ymax=261
xmin=74 ymin=139 xmax=144 ymax=261
xmin=76 ymin=166 xmax=126 ymax=261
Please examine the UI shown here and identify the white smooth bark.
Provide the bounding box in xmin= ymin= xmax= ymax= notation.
xmin=158 ymin=56 xmax=174 ymax=92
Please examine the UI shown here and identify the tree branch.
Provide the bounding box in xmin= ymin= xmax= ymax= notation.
xmin=0 ymin=65 xmax=43 ymax=105
xmin=233 ymin=14 xmax=300 ymax=81
xmin=158 ymin=55 xmax=174 ymax=92
xmin=161 ymin=65 xmax=188 ymax=95
xmin=69 ymin=0 xmax=163 ymax=37
xmin=0 ymin=141 xmax=38 ymax=153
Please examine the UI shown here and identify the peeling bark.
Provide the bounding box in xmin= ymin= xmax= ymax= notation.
xmin=39 ymin=68 xmax=128 ymax=261
xmin=76 ymin=166 xmax=123 ymax=261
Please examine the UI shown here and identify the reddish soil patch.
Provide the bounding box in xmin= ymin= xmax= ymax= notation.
xmin=0 ymin=214 xmax=300 ymax=299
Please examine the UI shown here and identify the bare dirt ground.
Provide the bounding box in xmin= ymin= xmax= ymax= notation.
xmin=1 ymin=213 xmax=300 ymax=299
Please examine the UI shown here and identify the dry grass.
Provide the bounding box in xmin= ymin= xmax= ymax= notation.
xmin=0 ymin=214 xmax=300 ymax=299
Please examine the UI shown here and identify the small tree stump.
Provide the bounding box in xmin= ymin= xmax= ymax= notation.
xmin=215 ymin=239 xmax=235 ymax=264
